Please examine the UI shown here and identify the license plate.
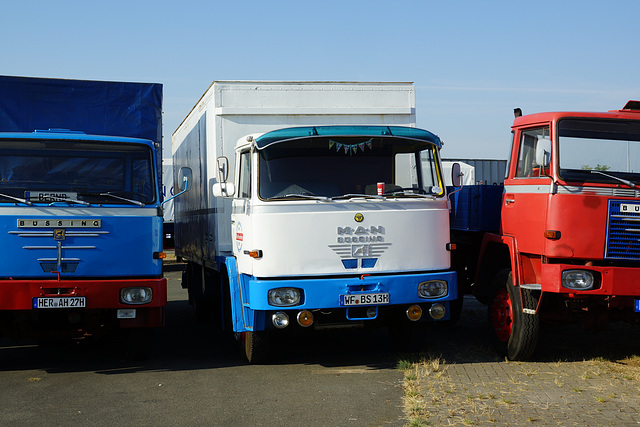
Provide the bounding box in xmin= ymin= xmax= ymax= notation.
xmin=339 ymin=293 xmax=389 ymax=306
xmin=33 ymin=297 xmax=86 ymax=309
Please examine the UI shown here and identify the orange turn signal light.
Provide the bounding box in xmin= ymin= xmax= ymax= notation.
xmin=544 ymin=230 xmax=561 ymax=240
xmin=297 ymin=310 xmax=314 ymax=327
xmin=244 ymin=249 xmax=263 ymax=259
xmin=153 ymin=252 xmax=167 ymax=259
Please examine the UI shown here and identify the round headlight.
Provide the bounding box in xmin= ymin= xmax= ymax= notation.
xmin=418 ymin=280 xmax=448 ymax=299
xmin=120 ymin=287 xmax=153 ymax=305
xmin=272 ymin=312 xmax=290 ymax=329
xmin=429 ymin=303 xmax=446 ymax=320
xmin=562 ymin=270 xmax=595 ymax=290
xmin=268 ymin=288 xmax=302 ymax=307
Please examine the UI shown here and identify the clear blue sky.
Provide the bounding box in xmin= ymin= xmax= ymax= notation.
xmin=2 ymin=0 xmax=638 ymax=160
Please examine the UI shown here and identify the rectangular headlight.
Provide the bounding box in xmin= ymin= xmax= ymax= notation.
xmin=418 ymin=280 xmax=448 ymax=299
xmin=268 ymin=288 xmax=302 ymax=307
xmin=120 ymin=287 xmax=153 ymax=305
xmin=562 ymin=270 xmax=595 ymax=290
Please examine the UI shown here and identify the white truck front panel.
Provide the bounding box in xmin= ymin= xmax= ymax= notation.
xmin=232 ymin=200 xmax=451 ymax=278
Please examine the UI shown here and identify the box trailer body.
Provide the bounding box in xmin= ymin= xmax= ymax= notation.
xmin=450 ymin=101 xmax=640 ymax=361
xmin=173 ymin=81 xmax=457 ymax=362
xmin=0 ymin=76 xmax=166 ymax=359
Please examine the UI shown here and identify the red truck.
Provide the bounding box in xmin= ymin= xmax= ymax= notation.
xmin=451 ymin=100 xmax=640 ymax=360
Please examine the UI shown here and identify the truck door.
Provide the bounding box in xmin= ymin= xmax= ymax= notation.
xmin=231 ymin=148 xmax=253 ymax=275
xmin=502 ymin=126 xmax=552 ymax=254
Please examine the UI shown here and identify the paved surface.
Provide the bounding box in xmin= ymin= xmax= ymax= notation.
xmin=407 ymin=296 xmax=640 ymax=425
xmin=0 ymin=262 xmax=406 ymax=427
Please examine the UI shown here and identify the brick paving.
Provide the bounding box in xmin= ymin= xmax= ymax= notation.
xmin=406 ymin=296 xmax=640 ymax=426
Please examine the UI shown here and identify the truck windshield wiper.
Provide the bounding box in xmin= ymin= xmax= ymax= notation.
xmin=0 ymin=192 xmax=32 ymax=205
xmin=268 ymin=193 xmax=330 ymax=202
xmin=590 ymin=170 xmax=637 ymax=188
xmin=330 ymin=193 xmax=387 ymax=201
xmin=99 ymin=192 xmax=145 ymax=206
xmin=383 ymin=188 xmax=436 ymax=199
xmin=45 ymin=195 xmax=91 ymax=206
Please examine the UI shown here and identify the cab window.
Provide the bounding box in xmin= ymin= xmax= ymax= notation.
xmin=238 ymin=150 xmax=251 ymax=198
xmin=515 ymin=127 xmax=550 ymax=177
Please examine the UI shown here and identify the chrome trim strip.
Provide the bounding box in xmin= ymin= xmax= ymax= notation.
xmin=24 ymin=246 xmax=96 ymax=250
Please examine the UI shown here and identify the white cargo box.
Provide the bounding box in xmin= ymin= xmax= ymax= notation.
xmin=172 ymin=81 xmax=416 ymax=265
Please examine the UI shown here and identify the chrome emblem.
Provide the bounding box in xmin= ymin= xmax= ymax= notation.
xmin=354 ymin=213 xmax=364 ymax=223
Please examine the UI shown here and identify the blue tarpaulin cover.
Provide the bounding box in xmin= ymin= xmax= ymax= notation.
xmin=0 ymin=75 xmax=162 ymax=146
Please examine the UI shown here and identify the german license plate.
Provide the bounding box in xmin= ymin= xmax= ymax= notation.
xmin=339 ymin=293 xmax=389 ymax=306
xmin=33 ymin=297 xmax=86 ymax=309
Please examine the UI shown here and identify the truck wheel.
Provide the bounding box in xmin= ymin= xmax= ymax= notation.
xmin=121 ymin=328 xmax=153 ymax=361
xmin=488 ymin=269 xmax=539 ymax=361
xmin=240 ymin=331 xmax=269 ymax=364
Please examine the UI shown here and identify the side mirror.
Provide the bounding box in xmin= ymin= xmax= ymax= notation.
xmin=217 ymin=157 xmax=230 ymax=184
xmin=162 ymin=167 xmax=191 ymax=206
xmin=451 ymin=162 xmax=463 ymax=187
xmin=212 ymin=182 xmax=236 ymax=198
xmin=178 ymin=167 xmax=192 ymax=191
xmin=535 ymin=138 xmax=552 ymax=167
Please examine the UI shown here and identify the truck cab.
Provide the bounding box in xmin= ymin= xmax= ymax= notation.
xmin=470 ymin=101 xmax=640 ymax=360
xmin=206 ymin=125 xmax=458 ymax=361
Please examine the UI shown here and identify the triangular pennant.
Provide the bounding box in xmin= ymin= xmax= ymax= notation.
xmin=336 ymin=142 xmax=343 ymax=152
xmin=358 ymin=143 xmax=365 ymax=152
xmin=328 ymin=140 xmax=336 ymax=150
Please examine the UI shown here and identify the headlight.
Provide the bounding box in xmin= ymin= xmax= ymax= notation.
xmin=268 ymin=288 xmax=302 ymax=307
xmin=120 ymin=287 xmax=153 ymax=305
xmin=418 ymin=280 xmax=448 ymax=299
xmin=562 ymin=270 xmax=595 ymax=290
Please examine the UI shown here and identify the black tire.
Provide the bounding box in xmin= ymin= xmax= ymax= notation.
xmin=488 ymin=269 xmax=539 ymax=361
xmin=121 ymin=328 xmax=153 ymax=361
xmin=241 ymin=331 xmax=269 ymax=364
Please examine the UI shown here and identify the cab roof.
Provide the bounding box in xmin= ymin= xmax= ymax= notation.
xmin=254 ymin=125 xmax=442 ymax=149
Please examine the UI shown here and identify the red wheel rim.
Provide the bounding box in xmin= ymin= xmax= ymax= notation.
xmin=490 ymin=288 xmax=513 ymax=342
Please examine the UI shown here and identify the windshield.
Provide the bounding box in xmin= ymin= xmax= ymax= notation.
xmin=558 ymin=119 xmax=640 ymax=184
xmin=258 ymin=136 xmax=443 ymax=200
xmin=0 ymin=139 xmax=156 ymax=204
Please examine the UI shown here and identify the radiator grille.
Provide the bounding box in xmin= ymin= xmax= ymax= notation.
xmin=605 ymin=200 xmax=640 ymax=260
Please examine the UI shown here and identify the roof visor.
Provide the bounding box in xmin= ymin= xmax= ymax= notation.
xmin=254 ymin=126 xmax=442 ymax=150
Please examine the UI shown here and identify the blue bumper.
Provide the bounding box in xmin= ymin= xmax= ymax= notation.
xmin=221 ymin=257 xmax=457 ymax=332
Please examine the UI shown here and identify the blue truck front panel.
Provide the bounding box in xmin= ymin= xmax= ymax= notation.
xmin=219 ymin=255 xmax=457 ymax=332
xmin=1 ymin=209 xmax=163 ymax=278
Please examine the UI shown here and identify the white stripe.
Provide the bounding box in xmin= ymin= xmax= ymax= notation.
xmin=503 ymin=184 xmax=553 ymax=194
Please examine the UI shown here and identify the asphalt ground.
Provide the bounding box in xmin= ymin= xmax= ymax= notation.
xmin=0 ymin=261 xmax=407 ymax=426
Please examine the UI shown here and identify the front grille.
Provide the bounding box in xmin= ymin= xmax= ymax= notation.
xmin=605 ymin=200 xmax=640 ymax=260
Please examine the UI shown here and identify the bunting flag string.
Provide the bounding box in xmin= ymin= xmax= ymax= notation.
xmin=328 ymin=139 xmax=373 ymax=156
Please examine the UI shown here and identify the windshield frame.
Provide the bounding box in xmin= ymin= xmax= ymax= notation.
xmin=557 ymin=117 xmax=640 ymax=185
xmin=0 ymin=137 xmax=157 ymax=205
xmin=256 ymin=135 xmax=445 ymax=201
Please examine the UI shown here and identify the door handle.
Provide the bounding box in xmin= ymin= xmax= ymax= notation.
xmin=505 ymin=198 xmax=515 ymax=205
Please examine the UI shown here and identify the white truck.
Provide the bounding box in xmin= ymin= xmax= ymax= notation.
xmin=172 ymin=81 xmax=459 ymax=362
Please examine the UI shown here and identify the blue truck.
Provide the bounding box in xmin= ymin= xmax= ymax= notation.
xmin=0 ymin=76 xmax=166 ymax=359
